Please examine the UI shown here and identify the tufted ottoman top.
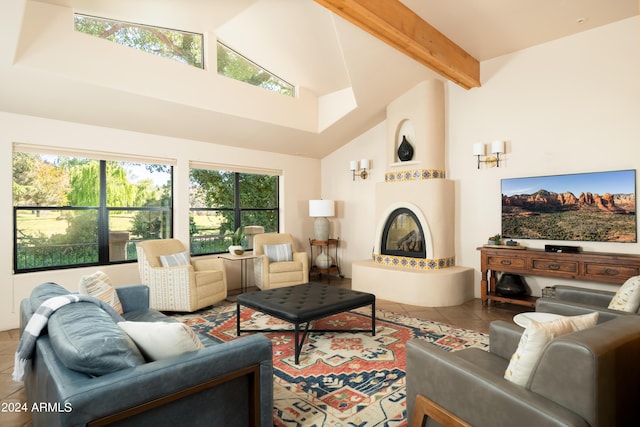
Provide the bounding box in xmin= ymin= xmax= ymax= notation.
xmin=236 ymin=283 xmax=375 ymax=323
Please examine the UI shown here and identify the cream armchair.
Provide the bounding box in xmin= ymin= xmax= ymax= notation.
xmin=136 ymin=239 xmax=227 ymax=312
xmin=253 ymin=233 xmax=309 ymax=290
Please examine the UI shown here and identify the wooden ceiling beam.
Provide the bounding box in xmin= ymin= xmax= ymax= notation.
xmin=315 ymin=0 xmax=480 ymax=89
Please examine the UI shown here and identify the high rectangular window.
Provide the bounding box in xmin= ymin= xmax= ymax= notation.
xmin=13 ymin=151 xmax=173 ymax=272
xmin=74 ymin=14 xmax=204 ymax=68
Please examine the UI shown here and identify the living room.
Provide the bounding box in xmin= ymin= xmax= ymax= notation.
xmin=2 ymin=1 xmax=638 ymax=332
xmin=2 ymin=1 xmax=640 ymax=425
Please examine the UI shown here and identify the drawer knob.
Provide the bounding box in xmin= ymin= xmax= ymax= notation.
xmin=604 ymin=268 xmax=619 ymax=276
xmin=500 ymin=260 xmax=512 ymax=265
xmin=548 ymin=263 xmax=561 ymax=270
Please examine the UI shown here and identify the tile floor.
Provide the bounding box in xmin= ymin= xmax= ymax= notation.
xmin=0 ymin=278 xmax=532 ymax=427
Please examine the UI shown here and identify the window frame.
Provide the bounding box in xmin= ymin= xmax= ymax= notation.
xmin=13 ymin=155 xmax=174 ymax=273
xmin=73 ymin=13 xmax=204 ymax=69
xmin=189 ymin=169 xmax=280 ymax=256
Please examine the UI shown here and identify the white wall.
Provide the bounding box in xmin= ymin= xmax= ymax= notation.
xmin=323 ymin=16 xmax=640 ymax=299
xmin=449 ymin=16 xmax=640 ymax=297
xmin=320 ymin=122 xmax=386 ymax=277
xmin=1 ymin=113 xmax=320 ymax=330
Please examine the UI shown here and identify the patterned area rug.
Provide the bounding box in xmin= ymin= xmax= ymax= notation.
xmin=175 ymin=301 xmax=488 ymax=427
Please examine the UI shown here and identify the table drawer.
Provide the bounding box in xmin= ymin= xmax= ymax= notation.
xmin=487 ymin=256 xmax=526 ymax=270
xmin=585 ymin=263 xmax=640 ymax=282
xmin=532 ymin=259 xmax=578 ymax=274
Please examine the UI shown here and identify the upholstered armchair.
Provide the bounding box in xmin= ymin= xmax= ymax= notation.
xmin=253 ymin=233 xmax=309 ymax=290
xmin=406 ymin=316 xmax=640 ymax=427
xmin=537 ymin=284 xmax=640 ymax=323
xmin=136 ymin=239 xmax=227 ymax=312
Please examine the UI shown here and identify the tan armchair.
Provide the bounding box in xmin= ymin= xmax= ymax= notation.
xmin=253 ymin=233 xmax=309 ymax=290
xmin=136 ymin=239 xmax=227 ymax=312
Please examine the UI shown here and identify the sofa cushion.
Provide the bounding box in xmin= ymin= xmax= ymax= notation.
xmin=48 ymin=302 xmax=145 ymax=376
xmin=608 ymin=275 xmax=640 ymax=312
xmin=118 ymin=321 xmax=204 ymax=361
xmin=504 ymin=312 xmax=598 ymax=386
xmin=79 ymin=271 xmax=123 ymax=314
xmin=30 ymin=282 xmax=70 ymax=313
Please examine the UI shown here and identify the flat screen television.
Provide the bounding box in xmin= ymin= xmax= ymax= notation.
xmin=501 ymin=170 xmax=636 ymax=243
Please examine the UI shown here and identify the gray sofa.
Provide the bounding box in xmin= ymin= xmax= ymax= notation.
xmin=536 ymin=284 xmax=639 ymax=323
xmin=19 ymin=282 xmax=273 ymax=427
xmin=407 ymin=316 xmax=640 ymax=427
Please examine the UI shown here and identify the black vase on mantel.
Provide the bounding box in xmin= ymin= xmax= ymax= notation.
xmin=397 ymin=135 xmax=414 ymax=161
xmin=496 ymin=273 xmax=527 ymax=297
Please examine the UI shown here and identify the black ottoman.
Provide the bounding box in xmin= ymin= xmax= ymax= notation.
xmin=236 ymin=283 xmax=376 ymax=364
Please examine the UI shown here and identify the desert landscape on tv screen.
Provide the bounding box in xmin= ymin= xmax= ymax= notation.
xmin=501 ymin=170 xmax=636 ymax=243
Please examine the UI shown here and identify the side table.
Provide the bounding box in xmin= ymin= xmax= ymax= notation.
xmin=309 ymin=238 xmax=343 ymax=283
xmin=218 ymin=252 xmax=257 ymax=293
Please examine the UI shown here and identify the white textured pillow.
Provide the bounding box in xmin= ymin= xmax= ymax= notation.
xmin=79 ymin=270 xmax=123 ymax=314
xmin=264 ymin=243 xmax=293 ymax=262
xmin=117 ymin=321 xmax=204 ymax=361
xmin=160 ymin=251 xmax=190 ymax=267
xmin=504 ymin=312 xmax=598 ymax=386
xmin=608 ymin=275 xmax=640 ymax=312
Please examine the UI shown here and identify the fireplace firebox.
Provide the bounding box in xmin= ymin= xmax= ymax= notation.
xmin=380 ymin=208 xmax=426 ymax=258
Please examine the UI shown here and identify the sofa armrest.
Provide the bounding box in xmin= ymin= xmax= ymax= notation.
xmin=489 ymin=320 xmax=523 ymax=360
xmin=39 ymin=334 xmax=273 ymax=427
xmin=554 ymin=285 xmax=614 ymax=306
xmin=536 ymin=298 xmax=623 ymax=323
xmin=115 ymin=285 xmax=150 ymax=313
xmin=406 ymin=340 xmax=587 ymax=427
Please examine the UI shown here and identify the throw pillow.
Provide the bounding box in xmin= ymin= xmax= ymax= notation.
xmin=504 ymin=312 xmax=598 ymax=386
xmin=79 ymin=271 xmax=123 ymax=315
xmin=608 ymin=275 xmax=640 ymax=312
xmin=118 ymin=321 xmax=204 ymax=361
xmin=264 ymin=243 xmax=293 ymax=262
xmin=159 ymin=251 xmax=191 ymax=267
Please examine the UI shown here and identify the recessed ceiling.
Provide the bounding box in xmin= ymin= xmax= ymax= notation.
xmin=0 ymin=0 xmax=637 ymax=158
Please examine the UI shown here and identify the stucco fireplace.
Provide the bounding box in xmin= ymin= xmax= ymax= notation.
xmin=352 ymin=80 xmax=474 ymax=307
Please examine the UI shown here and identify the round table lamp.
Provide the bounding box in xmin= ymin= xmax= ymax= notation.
xmin=309 ymin=200 xmax=335 ymax=241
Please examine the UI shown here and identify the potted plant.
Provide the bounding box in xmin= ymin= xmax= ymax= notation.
xmin=487 ymin=234 xmax=501 ymax=245
xmin=228 ymin=227 xmax=245 ymax=255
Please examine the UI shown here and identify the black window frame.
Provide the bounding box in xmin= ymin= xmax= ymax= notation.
xmin=13 ymin=159 xmax=173 ymax=273
xmin=189 ymin=170 xmax=279 ymax=256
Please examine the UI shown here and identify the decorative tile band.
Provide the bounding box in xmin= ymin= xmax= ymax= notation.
xmin=385 ymin=169 xmax=446 ymax=182
xmin=373 ymin=254 xmax=456 ymax=270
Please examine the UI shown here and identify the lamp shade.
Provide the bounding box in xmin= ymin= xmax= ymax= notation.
xmin=309 ymin=200 xmax=335 ymax=217
xmin=491 ymin=140 xmax=505 ymax=154
xmin=473 ymin=143 xmax=485 ymax=156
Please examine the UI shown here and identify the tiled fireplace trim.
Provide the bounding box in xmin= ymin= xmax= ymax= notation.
xmin=374 ymin=254 xmax=456 ymax=270
xmin=385 ymin=169 xmax=446 ymax=182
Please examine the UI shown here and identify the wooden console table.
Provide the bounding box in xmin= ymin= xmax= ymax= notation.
xmin=478 ymin=247 xmax=640 ymax=307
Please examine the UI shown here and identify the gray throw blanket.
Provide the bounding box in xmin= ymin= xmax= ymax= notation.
xmin=13 ymin=294 xmax=123 ymax=382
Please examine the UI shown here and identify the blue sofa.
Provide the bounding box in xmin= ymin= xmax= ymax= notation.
xmin=19 ymin=282 xmax=273 ymax=427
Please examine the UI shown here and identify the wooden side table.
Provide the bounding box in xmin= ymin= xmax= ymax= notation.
xmin=309 ymin=238 xmax=343 ymax=283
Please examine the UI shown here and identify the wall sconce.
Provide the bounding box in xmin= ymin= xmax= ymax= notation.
xmin=473 ymin=140 xmax=505 ymax=169
xmin=350 ymin=159 xmax=369 ymax=180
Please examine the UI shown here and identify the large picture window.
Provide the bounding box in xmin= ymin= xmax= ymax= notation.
xmin=13 ymin=151 xmax=173 ymax=272
xmin=189 ymin=168 xmax=279 ymax=255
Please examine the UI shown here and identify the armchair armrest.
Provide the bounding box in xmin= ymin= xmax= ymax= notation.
xmin=489 ymin=320 xmax=523 ymax=360
xmin=406 ymin=340 xmax=587 ymax=427
xmin=292 ymin=252 xmax=309 ymax=270
xmin=554 ymin=285 xmax=614 ymax=307
xmin=115 ymin=285 xmax=150 ymax=313
xmin=536 ymin=298 xmax=624 ymax=323
xmin=192 ymin=257 xmax=225 ymax=272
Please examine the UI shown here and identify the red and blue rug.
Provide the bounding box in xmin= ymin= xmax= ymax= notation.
xmin=176 ymin=301 xmax=488 ymax=426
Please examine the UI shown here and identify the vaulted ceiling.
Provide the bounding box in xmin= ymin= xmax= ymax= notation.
xmin=1 ymin=0 xmax=637 ymax=158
